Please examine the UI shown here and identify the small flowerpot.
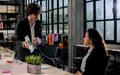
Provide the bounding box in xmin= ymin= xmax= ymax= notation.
xmin=27 ymin=64 xmax=41 ymax=74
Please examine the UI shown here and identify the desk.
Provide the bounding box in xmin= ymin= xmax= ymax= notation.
xmin=0 ymin=60 xmax=74 ymax=75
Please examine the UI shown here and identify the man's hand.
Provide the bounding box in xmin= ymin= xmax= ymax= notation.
xmin=22 ymin=41 xmax=30 ymax=49
xmin=75 ymin=71 xmax=82 ymax=75
xmin=33 ymin=37 xmax=41 ymax=45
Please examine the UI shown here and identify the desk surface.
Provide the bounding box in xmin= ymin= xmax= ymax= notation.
xmin=0 ymin=60 xmax=74 ymax=75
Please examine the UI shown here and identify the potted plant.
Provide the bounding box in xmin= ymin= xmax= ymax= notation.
xmin=25 ymin=55 xmax=43 ymax=74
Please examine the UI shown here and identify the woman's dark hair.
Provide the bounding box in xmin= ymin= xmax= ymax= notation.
xmin=87 ymin=28 xmax=107 ymax=52
xmin=25 ymin=3 xmax=41 ymax=16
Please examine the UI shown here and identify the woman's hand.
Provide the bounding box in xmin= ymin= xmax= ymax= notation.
xmin=75 ymin=71 xmax=82 ymax=75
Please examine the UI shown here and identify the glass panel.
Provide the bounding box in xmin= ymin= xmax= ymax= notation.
xmin=96 ymin=0 xmax=104 ymax=20
xmin=117 ymin=0 xmax=120 ymax=18
xmin=54 ymin=24 xmax=57 ymax=33
xmin=42 ymin=13 xmax=46 ymax=24
xmin=64 ymin=0 xmax=68 ymax=6
xmin=38 ymin=1 xmax=40 ymax=6
xmin=59 ymin=9 xmax=63 ymax=23
xmin=49 ymin=24 xmax=52 ymax=33
xmin=32 ymin=0 xmax=34 ymax=2
xmin=42 ymin=1 xmax=46 ymax=11
xmin=27 ymin=0 xmax=29 ymax=4
xmin=49 ymin=11 xmax=52 ymax=24
xmin=96 ymin=21 xmax=104 ymax=38
xmin=46 ymin=0 xmax=48 ymax=11
xmin=54 ymin=0 xmax=57 ymax=9
xmin=49 ymin=0 xmax=52 ymax=10
xmin=59 ymin=24 xmax=63 ymax=34
xmin=105 ymin=21 xmax=114 ymax=40
xmin=59 ymin=0 xmax=63 ymax=7
xmin=42 ymin=25 xmax=46 ymax=35
xmin=46 ymin=12 xmax=49 ymax=24
xmin=64 ymin=8 xmax=68 ymax=22
xmin=86 ymin=22 xmax=93 ymax=30
xmin=54 ymin=10 xmax=57 ymax=23
xmin=86 ymin=2 xmax=93 ymax=20
xmin=86 ymin=0 xmax=91 ymax=1
xmin=105 ymin=0 xmax=113 ymax=19
xmin=64 ymin=23 xmax=68 ymax=34
xmin=117 ymin=21 xmax=120 ymax=42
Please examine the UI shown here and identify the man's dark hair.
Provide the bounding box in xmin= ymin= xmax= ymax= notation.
xmin=25 ymin=3 xmax=41 ymax=16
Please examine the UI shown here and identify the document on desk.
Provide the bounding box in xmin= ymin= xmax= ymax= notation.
xmin=25 ymin=35 xmax=34 ymax=53
xmin=41 ymin=64 xmax=51 ymax=69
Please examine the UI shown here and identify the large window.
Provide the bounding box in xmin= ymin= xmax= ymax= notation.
xmin=85 ymin=0 xmax=120 ymax=44
xmin=24 ymin=0 xmax=68 ymax=35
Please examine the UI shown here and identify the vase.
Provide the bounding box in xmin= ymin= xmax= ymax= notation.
xmin=27 ymin=64 xmax=41 ymax=74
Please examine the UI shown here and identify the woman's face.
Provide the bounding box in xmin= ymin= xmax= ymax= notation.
xmin=83 ymin=32 xmax=92 ymax=46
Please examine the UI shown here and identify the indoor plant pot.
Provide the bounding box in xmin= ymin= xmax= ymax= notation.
xmin=25 ymin=55 xmax=43 ymax=74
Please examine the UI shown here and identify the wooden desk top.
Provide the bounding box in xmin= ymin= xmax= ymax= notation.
xmin=0 ymin=60 xmax=74 ymax=75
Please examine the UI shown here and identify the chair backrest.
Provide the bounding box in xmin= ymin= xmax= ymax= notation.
xmin=42 ymin=45 xmax=58 ymax=58
xmin=104 ymin=55 xmax=110 ymax=74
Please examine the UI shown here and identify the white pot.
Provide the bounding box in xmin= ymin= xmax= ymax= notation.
xmin=27 ymin=64 xmax=41 ymax=74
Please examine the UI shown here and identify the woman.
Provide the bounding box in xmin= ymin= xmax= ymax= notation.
xmin=14 ymin=3 xmax=42 ymax=61
xmin=75 ymin=28 xmax=108 ymax=75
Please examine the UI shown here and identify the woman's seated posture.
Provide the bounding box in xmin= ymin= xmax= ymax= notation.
xmin=75 ymin=28 xmax=108 ymax=75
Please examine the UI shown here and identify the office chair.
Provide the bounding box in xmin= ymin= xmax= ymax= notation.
xmin=35 ymin=45 xmax=56 ymax=67
xmin=104 ymin=55 xmax=110 ymax=75
xmin=41 ymin=45 xmax=65 ymax=69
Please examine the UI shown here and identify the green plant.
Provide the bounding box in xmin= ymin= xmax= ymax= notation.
xmin=25 ymin=55 xmax=43 ymax=65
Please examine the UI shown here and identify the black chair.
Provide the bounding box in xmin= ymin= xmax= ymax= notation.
xmin=36 ymin=45 xmax=56 ymax=67
xmin=39 ymin=45 xmax=58 ymax=67
xmin=41 ymin=45 xmax=65 ymax=69
xmin=104 ymin=55 xmax=110 ymax=75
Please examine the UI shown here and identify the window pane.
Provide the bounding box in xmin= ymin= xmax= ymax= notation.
xmin=38 ymin=1 xmax=40 ymax=6
xmin=96 ymin=21 xmax=104 ymax=38
xmin=64 ymin=8 xmax=68 ymax=22
xmin=117 ymin=21 xmax=120 ymax=42
xmin=42 ymin=13 xmax=46 ymax=24
xmin=96 ymin=0 xmax=104 ymax=20
xmin=42 ymin=25 xmax=46 ymax=35
xmin=59 ymin=24 xmax=63 ymax=34
xmin=105 ymin=0 xmax=113 ymax=19
xmin=105 ymin=21 xmax=114 ymax=40
xmin=49 ymin=11 xmax=52 ymax=24
xmin=54 ymin=10 xmax=57 ymax=23
xmin=49 ymin=24 xmax=52 ymax=33
xmin=64 ymin=0 xmax=68 ymax=6
xmin=86 ymin=22 xmax=93 ymax=30
xmin=54 ymin=24 xmax=57 ymax=33
xmin=32 ymin=0 xmax=34 ymax=2
xmin=86 ymin=0 xmax=91 ymax=1
xmin=59 ymin=9 xmax=63 ymax=23
xmin=49 ymin=0 xmax=52 ymax=10
xmin=54 ymin=0 xmax=57 ymax=9
xmin=42 ymin=1 xmax=46 ymax=11
xmin=117 ymin=0 xmax=120 ymax=18
xmin=86 ymin=2 xmax=93 ymax=20
xmin=27 ymin=0 xmax=29 ymax=4
xmin=59 ymin=0 xmax=63 ymax=7
xmin=64 ymin=23 xmax=68 ymax=34
xmin=46 ymin=12 xmax=49 ymax=24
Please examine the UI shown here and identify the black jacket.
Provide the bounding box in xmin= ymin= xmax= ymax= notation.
xmin=82 ymin=47 xmax=107 ymax=75
xmin=14 ymin=18 xmax=42 ymax=61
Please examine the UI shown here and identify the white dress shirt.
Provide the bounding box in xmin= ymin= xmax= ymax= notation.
xmin=80 ymin=47 xmax=94 ymax=72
